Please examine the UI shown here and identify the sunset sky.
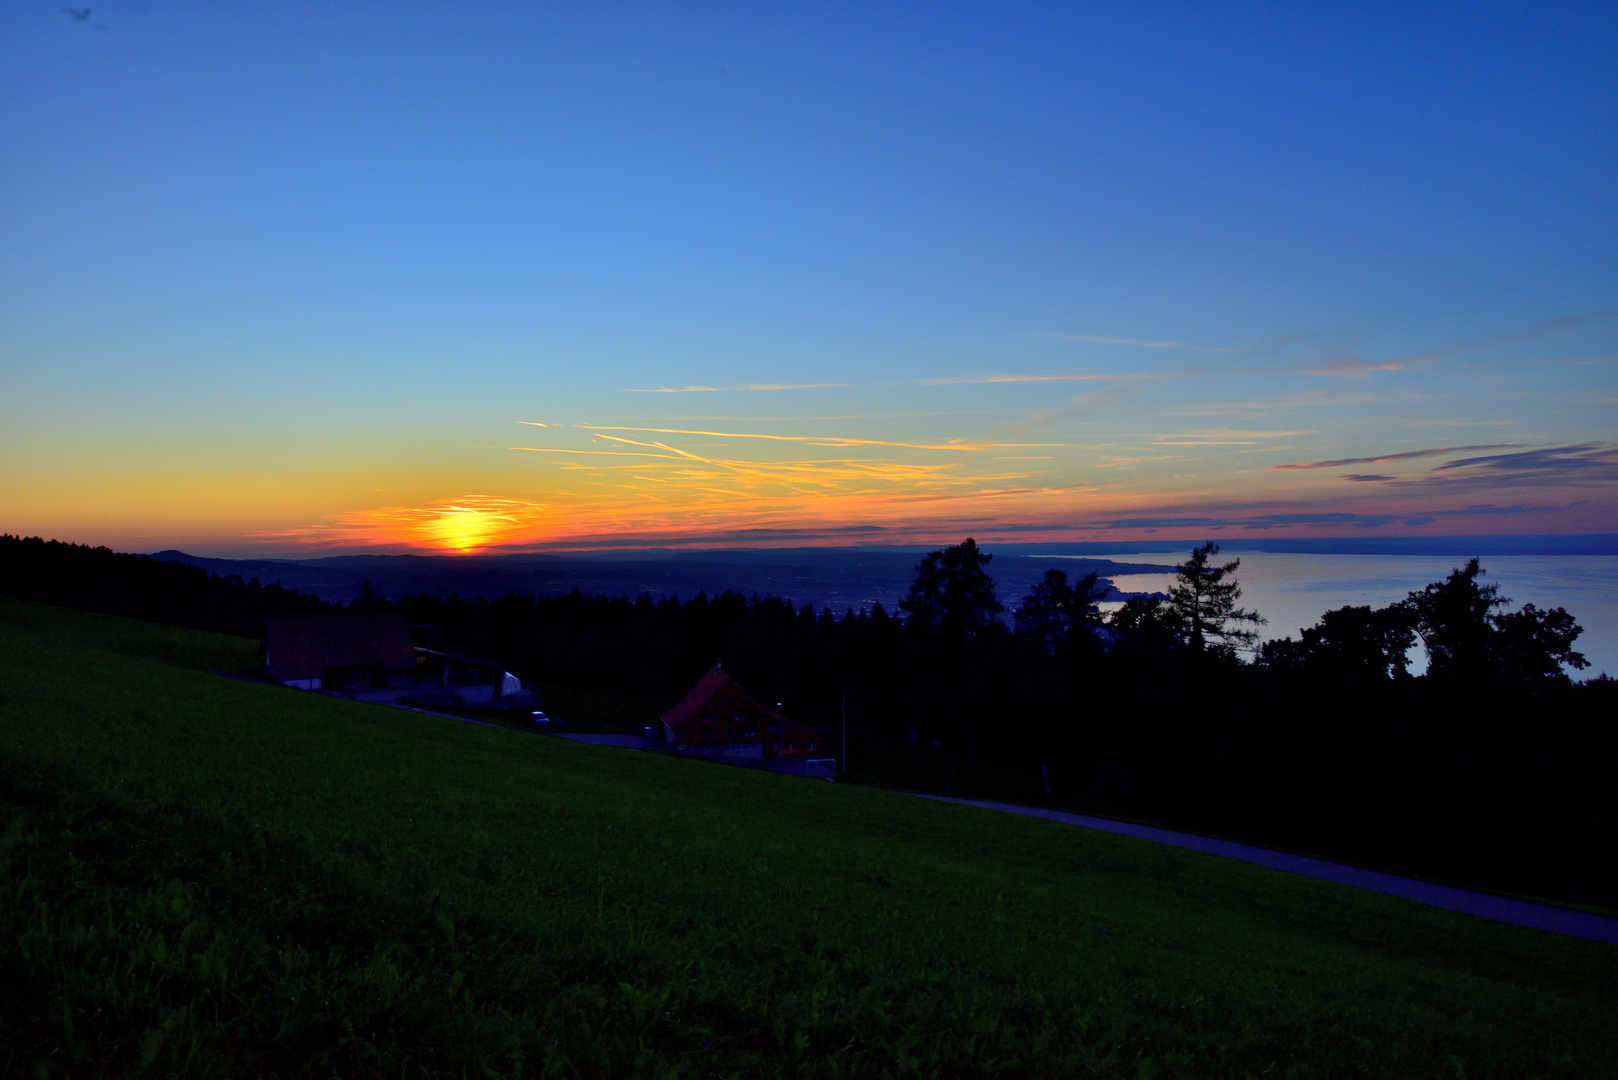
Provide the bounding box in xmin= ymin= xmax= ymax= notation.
xmin=3 ymin=3 xmax=1615 ymax=555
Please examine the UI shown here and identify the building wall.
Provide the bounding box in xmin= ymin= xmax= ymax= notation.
xmin=454 ymin=685 xmax=497 ymax=707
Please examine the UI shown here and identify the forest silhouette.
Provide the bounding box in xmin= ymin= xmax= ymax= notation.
xmin=3 ymin=532 xmax=1612 ymax=906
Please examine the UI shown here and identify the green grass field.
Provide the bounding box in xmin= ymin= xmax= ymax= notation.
xmin=2 ymin=597 xmax=1614 ymax=1078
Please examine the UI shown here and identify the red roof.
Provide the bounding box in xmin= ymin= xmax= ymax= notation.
xmin=263 ymin=614 xmax=415 ymax=682
xmin=661 ymin=665 xmax=820 ymax=757
xmin=661 ymin=665 xmax=788 ymax=732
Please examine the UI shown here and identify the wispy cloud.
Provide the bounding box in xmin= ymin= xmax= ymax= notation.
xmin=1274 ymin=444 xmax=1515 ymax=470
xmin=621 ymin=383 xmax=847 ymax=393
xmin=658 ymin=410 xmax=1007 ymax=422
xmin=920 ymin=371 xmax=1174 ymax=386
xmin=1295 ymin=310 xmax=1618 ymax=378
xmin=1165 ymin=387 xmax=1419 ymax=417
xmin=510 ymin=426 xmax=1045 ymax=516
xmin=511 ymin=445 xmax=687 ymax=460
xmin=1155 ymin=429 xmax=1314 ymax=447
xmin=1432 ymin=443 xmax=1618 ymax=475
xmin=1040 ymin=333 xmax=1242 ymax=352
xmin=1432 ymin=503 xmax=1552 ymax=516
xmin=1085 ymin=511 xmax=1409 ymax=531
xmin=576 ymin=424 xmax=1065 ymax=452
xmin=1450 ymin=310 xmax=1618 ymax=354
xmin=1296 ymin=356 xmax=1432 ymax=376
xmin=1328 ymin=443 xmax=1618 ymax=494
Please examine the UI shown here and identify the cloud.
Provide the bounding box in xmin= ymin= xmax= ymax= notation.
xmin=1295 ymin=310 xmax=1618 ymax=378
xmin=1154 ymin=429 xmax=1314 ymax=447
xmin=512 ymin=445 xmax=688 ymax=461
xmin=919 ymin=371 xmax=1173 ymax=386
xmin=621 ymin=383 xmax=847 ymax=393
xmin=978 ymin=522 xmax=1087 ymax=533
xmin=1165 ymin=387 xmax=1416 ymax=417
xmin=1273 ymin=443 xmax=1618 ymax=496
xmin=1431 ymin=443 xmax=1618 ymax=475
xmin=1274 ymin=444 xmax=1515 ymax=470
xmin=577 ymin=424 xmax=1065 ymax=452
xmin=1345 ymin=443 xmax=1618 ymax=495
xmin=506 ymin=415 xmax=1061 ymax=522
xmin=1296 ymin=357 xmax=1432 ymax=376
xmin=1450 ymin=310 xmax=1618 ymax=354
xmin=661 ymin=410 xmax=1006 ymax=422
xmin=1085 ymin=512 xmax=1406 ymax=530
xmin=1040 ymin=333 xmax=1242 ymax=352
xmin=1431 ymin=503 xmax=1552 ymax=516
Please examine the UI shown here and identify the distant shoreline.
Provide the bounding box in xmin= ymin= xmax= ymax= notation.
xmin=144 ymin=532 xmax=1618 ymax=564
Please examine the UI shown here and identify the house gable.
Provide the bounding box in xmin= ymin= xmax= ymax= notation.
xmin=661 ymin=665 xmax=820 ymax=758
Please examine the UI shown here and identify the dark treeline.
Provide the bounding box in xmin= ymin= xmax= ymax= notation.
xmin=390 ymin=539 xmax=1616 ymax=907
xmin=5 ymin=533 xmax=1615 ymax=905
xmin=0 ymin=535 xmax=335 ymax=636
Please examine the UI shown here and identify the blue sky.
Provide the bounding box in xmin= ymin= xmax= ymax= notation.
xmin=2 ymin=2 xmax=1615 ymax=553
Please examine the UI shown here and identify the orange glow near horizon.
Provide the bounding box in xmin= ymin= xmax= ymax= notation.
xmin=251 ymin=496 xmax=555 ymax=554
xmin=421 ymin=501 xmax=532 ymax=553
xmin=158 ymin=420 xmax=1618 ymax=556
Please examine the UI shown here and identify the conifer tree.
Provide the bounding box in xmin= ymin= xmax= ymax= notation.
xmin=1014 ymin=568 xmax=1102 ymax=653
xmin=900 ymin=538 xmax=1003 ymax=645
xmin=1167 ymin=541 xmax=1264 ymax=656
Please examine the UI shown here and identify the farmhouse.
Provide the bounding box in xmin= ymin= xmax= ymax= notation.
xmin=263 ymin=614 xmax=529 ymax=708
xmin=264 ymin=614 xmax=416 ymax=691
xmin=660 ymin=664 xmax=821 ymax=759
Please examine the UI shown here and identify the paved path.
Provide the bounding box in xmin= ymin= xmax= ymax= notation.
xmin=910 ymin=794 xmax=1618 ymax=945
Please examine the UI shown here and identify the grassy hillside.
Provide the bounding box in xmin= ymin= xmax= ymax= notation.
xmin=1 ymin=597 xmax=1613 ymax=1078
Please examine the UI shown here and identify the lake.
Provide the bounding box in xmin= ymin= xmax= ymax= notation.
xmin=1073 ymin=552 xmax=1618 ymax=678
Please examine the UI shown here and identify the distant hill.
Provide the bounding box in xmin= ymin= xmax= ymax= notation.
xmin=143 ymin=547 xmax=1176 ymax=609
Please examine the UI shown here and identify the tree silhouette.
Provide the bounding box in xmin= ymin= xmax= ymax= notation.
xmin=899 ymin=538 xmax=1004 ymax=645
xmin=1400 ymin=558 xmax=1498 ymax=681
xmin=1491 ymin=603 xmax=1588 ymax=686
xmin=1014 ymin=568 xmax=1102 ymax=654
xmin=1167 ymin=541 xmax=1263 ymax=656
xmin=1106 ymin=594 xmax=1181 ymax=653
xmin=1402 ymin=559 xmax=1587 ymax=686
xmin=1260 ymin=602 xmax=1416 ymax=683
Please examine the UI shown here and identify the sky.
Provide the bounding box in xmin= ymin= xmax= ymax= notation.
xmin=2 ymin=2 xmax=1616 ymax=555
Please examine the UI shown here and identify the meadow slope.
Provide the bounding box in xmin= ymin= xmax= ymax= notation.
xmin=1 ymin=596 xmax=1613 ymax=1078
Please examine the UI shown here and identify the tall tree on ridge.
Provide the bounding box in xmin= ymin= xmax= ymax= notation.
xmin=900 ymin=538 xmax=1004 ymax=646
xmin=1168 ymin=541 xmax=1264 ymax=656
xmin=1014 ymin=568 xmax=1103 ymax=654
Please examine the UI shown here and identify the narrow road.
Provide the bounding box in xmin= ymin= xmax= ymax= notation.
xmin=910 ymin=794 xmax=1618 ymax=945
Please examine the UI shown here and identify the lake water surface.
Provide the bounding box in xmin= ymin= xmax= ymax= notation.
xmin=1072 ymin=552 xmax=1618 ymax=678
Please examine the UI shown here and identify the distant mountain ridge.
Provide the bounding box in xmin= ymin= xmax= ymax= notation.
xmin=143 ymin=547 xmax=1177 ymax=610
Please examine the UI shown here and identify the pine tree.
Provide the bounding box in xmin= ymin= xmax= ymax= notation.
xmin=1167 ymin=541 xmax=1264 ymax=656
xmin=1014 ymin=568 xmax=1102 ymax=653
xmin=899 ymin=538 xmax=1004 ymax=645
